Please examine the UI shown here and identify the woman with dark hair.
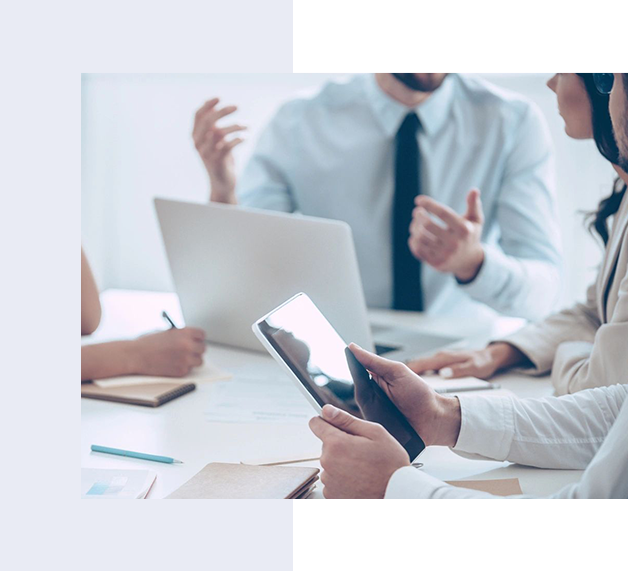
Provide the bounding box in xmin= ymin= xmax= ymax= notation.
xmin=577 ymin=73 xmax=627 ymax=245
xmin=407 ymin=73 xmax=628 ymax=396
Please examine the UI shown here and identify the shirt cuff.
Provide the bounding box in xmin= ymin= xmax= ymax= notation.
xmin=385 ymin=466 xmax=449 ymax=499
xmin=456 ymin=243 xmax=513 ymax=304
xmin=452 ymin=394 xmax=515 ymax=461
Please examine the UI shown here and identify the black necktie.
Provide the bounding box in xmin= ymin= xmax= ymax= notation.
xmin=392 ymin=112 xmax=423 ymax=311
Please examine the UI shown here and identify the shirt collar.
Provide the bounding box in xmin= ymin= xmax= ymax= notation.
xmin=364 ymin=73 xmax=457 ymax=138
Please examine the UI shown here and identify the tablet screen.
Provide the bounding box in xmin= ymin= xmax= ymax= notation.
xmin=258 ymin=294 xmax=425 ymax=460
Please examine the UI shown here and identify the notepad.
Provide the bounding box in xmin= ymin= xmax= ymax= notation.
xmin=81 ymin=379 xmax=196 ymax=407
xmin=92 ymin=361 xmax=231 ymax=388
xmin=421 ymin=374 xmax=495 ymax=394
xmin=82 ymin=362 xmax=232 ymax=407
xmin=81 ymin=468 xmax=156 ymax=499
xmin=166 ymin=462 xmax=320 ymax=499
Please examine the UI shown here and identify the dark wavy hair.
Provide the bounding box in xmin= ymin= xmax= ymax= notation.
xmin=577 ymin=73 xmax=627 ymax=245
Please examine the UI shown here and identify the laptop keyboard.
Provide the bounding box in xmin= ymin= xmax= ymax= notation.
xmin=374 ymin=343 xmax=401 ymax=355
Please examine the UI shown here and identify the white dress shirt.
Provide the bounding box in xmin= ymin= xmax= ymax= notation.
xmin=385 ymin=384 xmax=628 ymax=498
xmin=237 ymin=74 xmax=562 ymax=321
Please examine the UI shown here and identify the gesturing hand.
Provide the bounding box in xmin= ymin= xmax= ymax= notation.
xmin=192 ymin=98 xmax=247 ymax=203
xmin=409 ymin=188 xmax=485 ymax=282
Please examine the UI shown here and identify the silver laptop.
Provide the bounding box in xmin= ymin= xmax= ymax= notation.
xmin=155 ymin=198 xmax=460 ymax=360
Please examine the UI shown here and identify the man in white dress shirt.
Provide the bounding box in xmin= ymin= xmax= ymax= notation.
xmin=311 ymin=343 xmax=628 ymax=499
xmin=306 ymin=74 xmax=628 ymax=500
xmin=193 ymin=73 xmax=562 ymax=321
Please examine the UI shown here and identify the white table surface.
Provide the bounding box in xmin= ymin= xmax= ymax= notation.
xmin=81 ymin=289 xmax=583 ymax=498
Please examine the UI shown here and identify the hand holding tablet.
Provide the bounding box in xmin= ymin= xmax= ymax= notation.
xmin=252 ymin=293 xmax=426 ymax=461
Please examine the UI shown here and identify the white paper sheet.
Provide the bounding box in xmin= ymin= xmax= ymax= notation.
xmin=93 ymin=361 xmax=232 ymax=388
xmin=205 ymin=377 xmax=315 ymax=424
xmin=81 ymin=468 xmax=156 ymax=499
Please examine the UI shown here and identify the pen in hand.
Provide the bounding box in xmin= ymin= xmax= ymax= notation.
xmin=162 ymin=311 xmax=178 ymax=329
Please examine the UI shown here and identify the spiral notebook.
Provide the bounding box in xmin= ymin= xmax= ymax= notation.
xmin=81 ymin=362 xmax=231 ymax=407
xmin=81 ymin=379 xmax=195 ymax=407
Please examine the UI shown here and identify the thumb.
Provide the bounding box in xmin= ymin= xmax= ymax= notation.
xmin=322 ymin=405 xmax=377 ymax=437
xmin=349 ymin=343 xmax=402 ymax=378
xmin=464 ymin=188 xmax=483 ymax=224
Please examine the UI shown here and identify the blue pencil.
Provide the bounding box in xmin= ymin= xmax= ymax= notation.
xmin=91 ymin=444 xmax=183 ymax=464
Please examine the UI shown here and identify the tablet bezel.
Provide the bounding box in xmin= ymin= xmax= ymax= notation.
xmin=253 ymin=293 xmax=327 ymax=414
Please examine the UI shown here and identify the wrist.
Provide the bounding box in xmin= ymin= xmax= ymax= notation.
xmin=432 ymin=395 xmax=462 ymax=448
xmin=454 ymin=245 xmax=485 ymax=283
xmin=487 ymin=342 xmax=527 ymax=370
xmin=209 ymin=175 xmax=236 ymax=204
xmin=124 ymin=339 xmax=144 ymax=375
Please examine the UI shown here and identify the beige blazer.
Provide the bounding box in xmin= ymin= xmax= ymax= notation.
xmin=502 ymin=191 xmax=628 ymax=395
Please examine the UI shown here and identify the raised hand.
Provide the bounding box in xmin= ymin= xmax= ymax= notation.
xmin=193 ymin=98 xmax=247 ymax=203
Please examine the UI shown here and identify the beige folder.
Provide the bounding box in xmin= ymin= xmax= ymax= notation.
xmin=166 ymin=462 xmax=320 ymax=499
xmin=447 ymin=478 xmax=523 ymax=496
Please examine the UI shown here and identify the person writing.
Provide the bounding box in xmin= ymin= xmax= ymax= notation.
xmin=81 ymin=247 xmax=207 ymax=381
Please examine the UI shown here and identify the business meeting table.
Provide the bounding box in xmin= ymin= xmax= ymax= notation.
xmin=81 ymin=289 xmax=584 ymax=499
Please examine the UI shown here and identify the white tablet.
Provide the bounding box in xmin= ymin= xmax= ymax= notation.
xmin=252 ymin=293 xmax=425 ymax=460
